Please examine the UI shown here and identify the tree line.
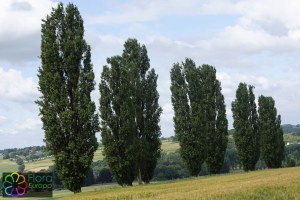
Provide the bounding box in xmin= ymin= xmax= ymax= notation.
xmin=36 ymin=3 xmax=285 ymax=194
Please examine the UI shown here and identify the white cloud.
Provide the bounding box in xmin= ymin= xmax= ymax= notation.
xmin=16 ymin=117 xmax=42 ymax=132
xmin=88 ymin=0 xmax=300 ymax=57
xmin=0 ymin=67 xmax=38 ymax=103
xmin=86 ymin=0 xmax=209 ymax=25
xmin=161 ymin=103 xmax=173 ymax=123
xmin=0 ymin=0 xmax=56 ymax=63
xmin=0 ymin=0 xmax=55 ymax=36
xmin=0 ymin=115 xmax=6 ymax=124
xmin=217 ymin=71 xmax=300 ymax=126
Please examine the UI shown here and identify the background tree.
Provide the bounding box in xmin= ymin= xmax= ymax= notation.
xmin=231 ymin=83 xmax=259 ymax=171
xmin=200 ymin=65 xmax=228 ymax=174
xmin=258 ymin=96 xmax=285 ymax=168
xmin=100 ymin=39 xmax=161 ymax=186
xmin=37 ymin=3 xmax=99 ymax=193
xmin=15 ymin=156 xmax=24 ymax=166
xmin=18 ymin=164 xmax=25 ymax=173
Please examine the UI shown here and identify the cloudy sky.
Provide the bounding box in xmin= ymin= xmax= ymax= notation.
xmin=1 ymin=0 xmax=300 ymax=149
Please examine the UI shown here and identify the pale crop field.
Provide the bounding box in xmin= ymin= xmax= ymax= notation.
xmin=58 ymin=167 xmax=300 ymax=200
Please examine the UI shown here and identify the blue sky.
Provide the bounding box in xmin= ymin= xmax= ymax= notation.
xmin=1 ymin=0 xmax=300 ymax=149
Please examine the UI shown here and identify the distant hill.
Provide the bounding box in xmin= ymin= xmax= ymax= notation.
xmin=281 ymin=124 xmax=300 ymax=135
xmin=229 ymin=124 xmax=300 ymax=135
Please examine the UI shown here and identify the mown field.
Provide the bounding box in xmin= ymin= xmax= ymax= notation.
xmin=57 ymin=167 xmax=300 ymax=200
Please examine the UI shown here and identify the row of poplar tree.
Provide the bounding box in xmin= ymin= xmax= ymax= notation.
xmin=36 ymin=3 xmax=284 ymax=194
xmin=170 ymin=60 xmax=285 ymax=177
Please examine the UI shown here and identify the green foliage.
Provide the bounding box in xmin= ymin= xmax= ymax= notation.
xmin=100 ymin=56 xmax=136 ymax=186
xmin=100 ymin=39 xmax=161 ymax=186
xmin=201 ymin=65 xmax=228 ymax=174
xmin=232 ymin=83 xmax=259 ymax=171
xmin=18 ymin=164 xmax=25 ymax=173
xmin=258 ymin=96 xmax=285 ymax=168
xmin=15 ymin=156 xmax=23 ymax=165
xmin=170 ymin=59 xmax=228 ymax=176
xmin=37 ymin=3 xmax=99 ymax=193
xmin=285 ymin=144 xmax=300 ymax=166
xmin=285 ymin=156 xmax=296 ymax=167
xmin=83 ymin=168 xmax=95 ymax=186
xmin=170 ymin=59 xmax=204 ymax=176
xmin=153 ymin=151 xmax=190 ymax=181
xmin=224 ymin=138 xmax=241 ymax=170
xmin=91 ymin=160 xmax=114 ymax=184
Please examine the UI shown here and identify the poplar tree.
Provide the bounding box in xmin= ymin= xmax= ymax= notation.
xmin=37 ymin=3 xmax=99 ymax=193
xmin=100 ymin=56 xmax=136 ymax=186
xmin=201 ymin=65 xmax=228 ymax=174
xmin=258 ymin=96 xmax=285 ymax=168
xmin=170 ymin=59 xmax=228 ymax=176
xmin=231 ymin=83 xmax=259 ymax=171
xmin=171 ymin=59 xmax=205 ymax=176
xmin=100 ymin=39 xmax=162 ymax=186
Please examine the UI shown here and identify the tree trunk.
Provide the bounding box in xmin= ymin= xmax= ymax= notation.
xmin=137 ymin=167 xmax=142 ymax=185
xmin=73 ymin=188 xmax=81 ymax=194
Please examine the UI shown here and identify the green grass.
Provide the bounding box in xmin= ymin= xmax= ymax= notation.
xmin=283 ymin=133 xmax=300 ymax=142
xmin=0 ymin=155 xmax=18 ymax=173
xmin=57 ymin=167 xmax=300 ymax=200
xmin=93 ymin=147 xmax=105 ymax=161
xmin=25 ymin=158 xmax=54 ymax=172
xmin=161 ymin=140 xmax=180 ymax=153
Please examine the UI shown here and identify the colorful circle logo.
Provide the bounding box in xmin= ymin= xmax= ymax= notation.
xmin=2 ymin=172 xmax=28 ymax=198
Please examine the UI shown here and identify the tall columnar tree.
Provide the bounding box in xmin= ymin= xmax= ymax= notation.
xmin=170 ymin=59 xmax=228 ymax=176
xmin=200 ymin=65 xmax=228 ymax=174
xmin=138 ymin=68 xmax=162 ymax=183
xmin=37 ymin=3 xmax=99 ymax=193
xmin=100 ymin=39 xmax=162 ymax=186
xmin=171 ymin=59 xmax=204 ymax=176
xmin=100 ymin=56 xmax=136 ymax=186
xmin=231 ymin=83 xmax=259 ymax=171
xmin=258 ymin=96 xmax=285 ymax=168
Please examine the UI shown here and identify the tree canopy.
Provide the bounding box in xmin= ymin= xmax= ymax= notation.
xmin=37 ymin=3 xmax=99 ymax=193
xmin=232 ymin=83 xmax=259 ymax=171
xmin=100 ymin=38 xmax=162 ymax=186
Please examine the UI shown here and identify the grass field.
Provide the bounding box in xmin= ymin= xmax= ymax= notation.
xmin=58 ymin=167 xmax=300 ymax=200
xmin=93 ymin=147 xmax=105 ymax=161
xmin=0 ymin=155 xmax=18 ymax=173
xmin=161 ymin=140 xmax=179 ymax=153
xmin=283 ymin=133 xmax=300 ymax=142
xmin=25 ymin=158 xmax=54 ymax=172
